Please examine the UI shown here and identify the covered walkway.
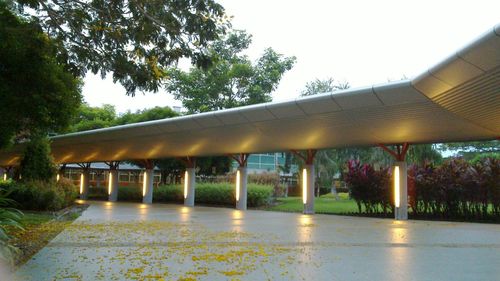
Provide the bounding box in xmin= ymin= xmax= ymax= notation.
xmin=1 ymin=24 xmax=500 ymax=218
xmin=14 ymin=201 xmax=500 ymax=281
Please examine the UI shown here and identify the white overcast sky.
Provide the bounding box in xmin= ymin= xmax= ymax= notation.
xmin=83 ymin=0 xmax=500 ymax=113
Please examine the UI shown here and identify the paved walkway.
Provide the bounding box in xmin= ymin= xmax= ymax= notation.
xmin=15 ymin=201 xmax=500 ymax=281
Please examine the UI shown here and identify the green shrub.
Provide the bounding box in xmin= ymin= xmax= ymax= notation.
xmin=19 ymin=136 xmax=57 ymax=181
xmin=150 ymin=183 xmax=272 ymax=207
xmin=65 ymin=182 xmax=274 ymax=207
xmin=0 ymin=179 xmax=78 ymax=211
xmin=118 ymin=186 xmax=142 ymax=201
xmin=153 ymin=184 xmax=183 ymax=203
xmin=88 ymin=186 xmax=108 ymax=199
xmin=195 ymin=183 xmax=234 ymax=205
xmin=247 ymin=184 xmax=273 ymax=207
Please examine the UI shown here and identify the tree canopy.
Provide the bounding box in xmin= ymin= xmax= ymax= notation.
xmin=0 ymin=3 xmax=81 ymax=148
xmin=8 ymin=0 xmax=230 ymax=95
xmin=69 ymin=103 xmax=179 ymax=132
xmin=166 ymin=30 xmax=296 ymax=113
xmin=301 ymin=77 xmax=349 ymax=96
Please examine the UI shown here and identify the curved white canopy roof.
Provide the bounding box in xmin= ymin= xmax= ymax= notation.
xmin=1 ymin=24 xmax=499 ymax=165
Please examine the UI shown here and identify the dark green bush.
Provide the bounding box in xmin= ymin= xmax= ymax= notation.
xmin=19 ymin=136 xmax=57 ymax=181
xmin=0 ymin=178 xmax=78 ymax=211
xmin=195 ymin=183 xmax=234 ymax=205
xmin=247 ymin=183 xmax=273 ymax=207
xmin=153 ymin=185 xmax=183 ymax=203
xmin=118 ymin=186 xmax=142 ymax=201
xmin=149 ymin=183 xmax=272 ymax=207
xmin=64 ymin=182 xmax=274 ymax=207
xmin=88 ymin=186 xmax=108 ymax=199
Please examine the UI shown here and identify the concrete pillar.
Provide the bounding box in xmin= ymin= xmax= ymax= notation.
xmin=303 ymin=164 xmax=315 ymax=214
xmin=142 ymin=169 xmax=154 ymax=204
xmin=184 ymin=168 xmax=195 ymax=206
xmin=108 ymin=169 xmax=119 ymax=202
xmin=236 ymin=166 xmax=248 ymax=210
xmin=1 ymin=169 xmax=7 ymax=181
xmin=80 ymin=170 xmax=90 ymax=200
xmin=394 ymin=161 xmax=408 ymax=220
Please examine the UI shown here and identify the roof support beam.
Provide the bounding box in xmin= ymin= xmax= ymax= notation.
xmin=229 ymin=153 xmax=250 ymax=167
xmin=377 ymin=143 xmax=410 ymax=162
xmin=290 ymin=149 xmax=317 ymax=165
xmin=177 ymin=156 xmax=196 ymax=168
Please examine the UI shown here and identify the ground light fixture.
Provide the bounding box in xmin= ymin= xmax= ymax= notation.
xmin=302 ymin=168 xmax=307 ymax=205
xmin=184 ymin=171 xmax=188 ymax=199
xmin=3 ymin=174 xmax=6 ymax=181
xmin=236 ymin=170 xmax=241 ymax=202
xmin=56 ymin=174 xmax=60 ymax=182
xmin=394 ymin=166 xmax=400 ymax=208
xmin=142 ymin=172 xmax=147 ymax=197
xmin=80 ymin=173 xmax=84 ymax=194
xmin=108 ymin=172 xmax=113 ymax=195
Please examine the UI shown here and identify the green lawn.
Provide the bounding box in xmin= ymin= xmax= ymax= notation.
xmin=19 ymin=212 xmax=54 ymax=226
xmin=268 ymin=193 xmax=359 ymax=214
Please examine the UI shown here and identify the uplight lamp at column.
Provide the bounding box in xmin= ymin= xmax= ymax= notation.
xmin=183 ymin=171 xmax=188 ymax=199
xmin=142 ymin=172 xmax=147 ymax=197
xmin=236 ymin=170 xmax=241 ymax=202
xmin=394 ymin=166 xmax=400 ymax=208
xmin=108 ymin=172 xmax=113 ymax=195
xmin=302 ymin=168 xmax=307 ymax=204
xmin=80 ymin=173 xmax=84 ymax=194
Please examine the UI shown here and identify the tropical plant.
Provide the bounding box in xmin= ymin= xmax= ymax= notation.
xmin=343 ymin=160 xmax=391 ymax=214
xmin=0 ymin=191 xmax=23 ymax=264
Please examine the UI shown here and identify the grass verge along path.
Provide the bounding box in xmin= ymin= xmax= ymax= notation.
xmin=7 ymin=204 xmax=87 ymax=267
xmin=268 ymin=193 xmax=359 ymax=214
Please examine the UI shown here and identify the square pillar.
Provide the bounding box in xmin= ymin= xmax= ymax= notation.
xmin=79 ymin=170 xmax=90 ymax=200
xmin=108 ymin=169 xmax=119 ymax=202
xmin=394 ymin=161 xmax=408 ymax=220
xmin=303 ymin=164 xmax=315 ymax=214
xmin=236 ymin=166 xmax=248 ymax=210
xmin=1 ymin=169 xmax=7 ymax=181
xmin=142 ymin=169 xmax=154 ymax=204
xmin=184 ymin=168 xmax=196 ymax=206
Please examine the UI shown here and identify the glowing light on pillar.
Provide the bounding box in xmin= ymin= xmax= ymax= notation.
xmin=142 ymin=172 xmax=147 ymax=197
xmin=394 ymin=166 xmax=400 ymax=208
xmin=3 ymin=174 xmax=6 ymax=181
xmin=56 ymin=174 xmax=60 ymax=182
xmin=302 ymin=168 xmax=307 ymax=204
xmin=108 ymin=172 xmax=113 ymax=195
xmin=236 ymin=170 xmax=241 ymax=202
xmin=80 ymin=173 xmax=84 ymax=194
xmin=184 ymin=171 xmax=188 ymax=199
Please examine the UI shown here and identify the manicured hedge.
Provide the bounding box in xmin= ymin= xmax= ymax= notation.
xmin=116 ymin=183 xmax=273 ymax=207
xmin=0 ymin=178 xmax=78 ymax=211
